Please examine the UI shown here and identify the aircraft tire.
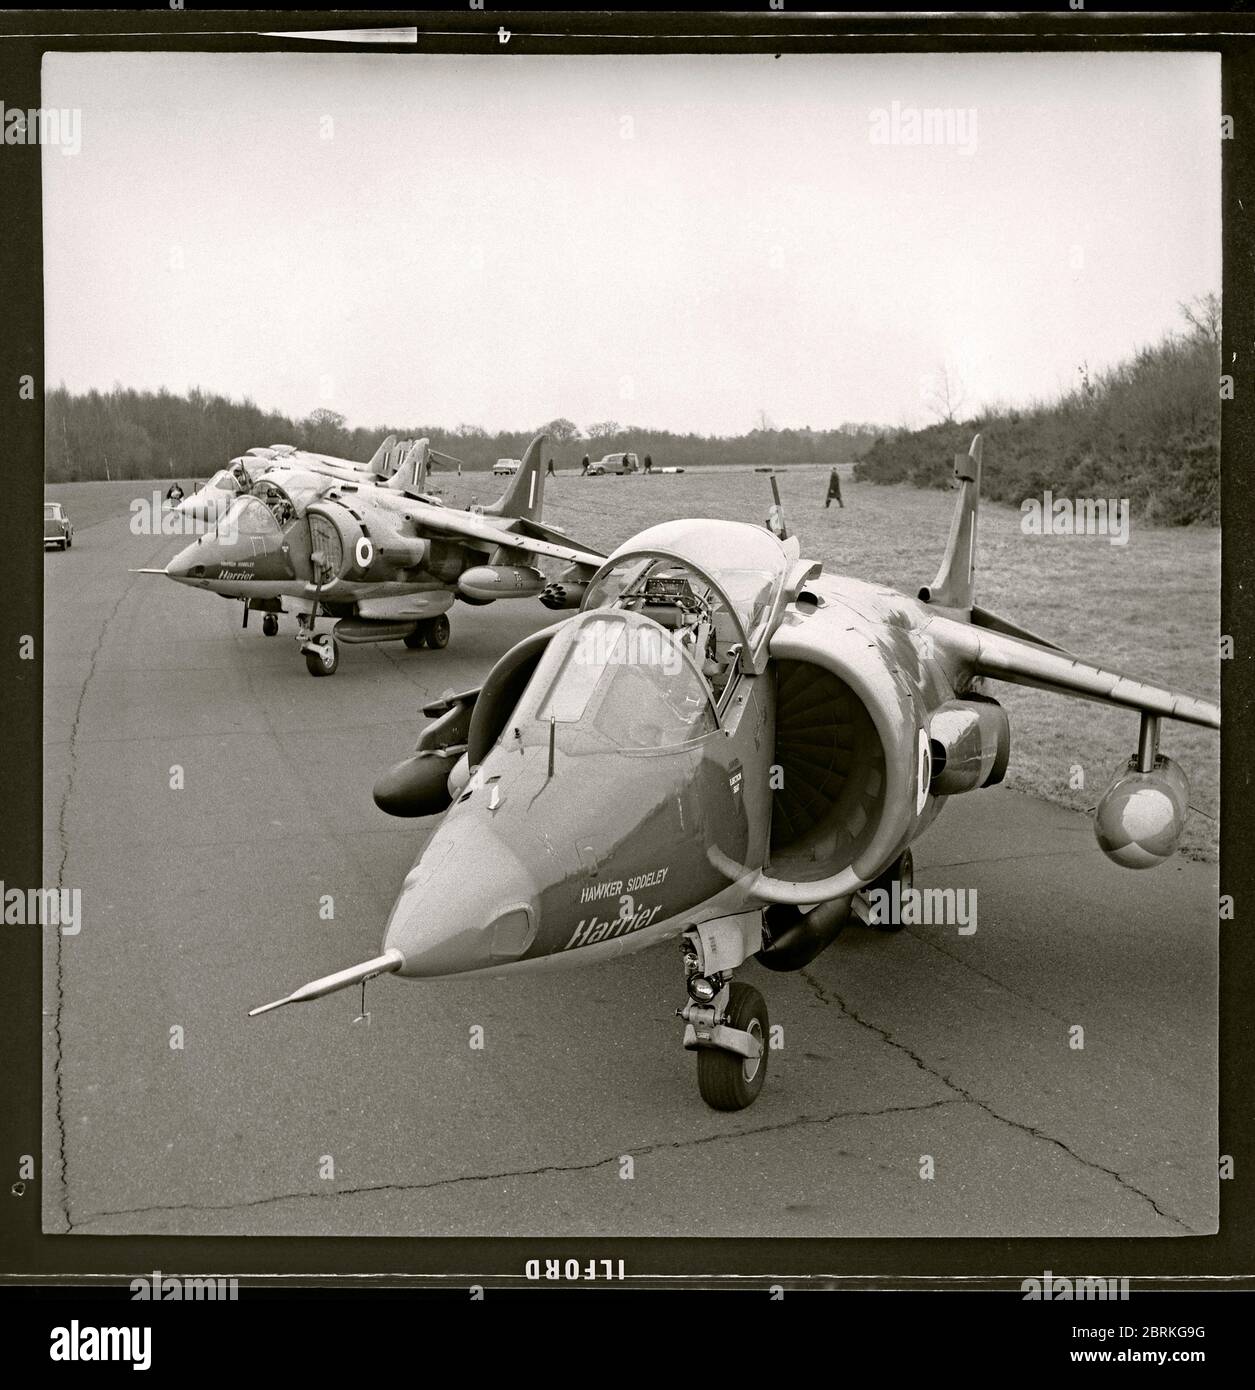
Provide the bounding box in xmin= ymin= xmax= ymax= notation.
xmin=696 ymin=982 xmax=769 ymax=1111
xmin=403 ymin=625 xmax=426 ymax=649
xmin=425 ymin=614 xmax=451 ymax=650
xmin=262 ymin=614 xmax=279 ymax=637
xmin=304 ymin=635 xmax=339 ymax=677
xmin=866 ymin=847 xmax=913 ymax=932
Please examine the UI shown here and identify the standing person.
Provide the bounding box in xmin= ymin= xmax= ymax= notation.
xmin=825 ymin=466 xmax=844 ymax=509
xmin=546 ymin=457 xmax=556 ymax=477
xmin=643 ymin=454 xmax=653 ymax=474
xmin=580 ymin=454 xmax=591 ymax=475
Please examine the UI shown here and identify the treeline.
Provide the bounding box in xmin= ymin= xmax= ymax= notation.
xmin=854 ymin=305 xmax=1221 ymax=525
xmin=44 ymin=387 xmax=881 ymax=483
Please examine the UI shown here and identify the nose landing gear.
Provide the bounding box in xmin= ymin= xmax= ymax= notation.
xmin=302 ymin=633 xmax=339 ymax=676
xmin=296 ymin=613 xmax=339 ymax=677
xmin=678 ymin=913 xmax=770 ymax=1111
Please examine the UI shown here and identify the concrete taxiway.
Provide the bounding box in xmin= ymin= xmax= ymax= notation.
xmin=42 ymin=500 xmax=1217 ymax=1237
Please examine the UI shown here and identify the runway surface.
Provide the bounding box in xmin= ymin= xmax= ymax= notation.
xmin=42 ymin=501 xmax=1218 ymax=1238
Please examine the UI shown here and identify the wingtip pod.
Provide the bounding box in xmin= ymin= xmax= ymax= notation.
xmin=248 ymin=949 xmax=404 ymax=1017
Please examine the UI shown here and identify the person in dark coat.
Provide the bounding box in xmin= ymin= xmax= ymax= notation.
xmin=825 ymin=467 xmax=844 ymax=509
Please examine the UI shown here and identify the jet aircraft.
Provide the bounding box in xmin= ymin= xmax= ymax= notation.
xmin=141 ymin=434 xmax=604 ymax=676
xmin=251 ymin=437 xmax=1220 ymax=1109
xmin=172 ymin=434 xmax=435 ymax=526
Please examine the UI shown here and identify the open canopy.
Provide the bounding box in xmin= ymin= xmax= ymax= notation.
xmin=581 ymin=519 xmax=790 ymax=676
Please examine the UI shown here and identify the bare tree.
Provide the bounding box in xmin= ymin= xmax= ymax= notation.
xmin=925 ymin=363 xmax=966 ymax=424
xmin=1179 ymin=291 xmax=1221 ymax=347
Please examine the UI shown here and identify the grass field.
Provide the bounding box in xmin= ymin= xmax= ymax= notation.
xmin=49 ymin=464 xmax=1220 ymax=857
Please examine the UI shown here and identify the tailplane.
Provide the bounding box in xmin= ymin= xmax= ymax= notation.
xmin=919 ymin=433 xmax=981 ymax=613
xmin=484 ymin=434 xmax=547 ymax=520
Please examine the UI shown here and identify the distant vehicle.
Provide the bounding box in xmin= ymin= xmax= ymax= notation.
xmin=493 ymin=458 xmax=522 ymax=476
xmin=44 ymin=502 xmax=73 ymax=550
xmin=587 ymin=452 xmax=640 ymax=476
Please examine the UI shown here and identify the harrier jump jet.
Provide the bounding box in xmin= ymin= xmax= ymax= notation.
xmin=171 ymin=433 xmax=434 ymax=526
xmin=143 ymin=434 xmax=603 ymax=675
xmin=252 ymin=437 xmax=1219 ymax=1108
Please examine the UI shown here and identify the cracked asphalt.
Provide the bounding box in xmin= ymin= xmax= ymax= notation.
xmin=42 ymin=503 xmax=1218 ymax=1238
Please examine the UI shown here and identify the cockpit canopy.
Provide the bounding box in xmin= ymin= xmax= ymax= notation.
xmin=250 ymin=470 xmax=326 ymax=520
xmin=581 ymin=519 xmax=790 ymax=681
xmin=507 ymin=609 xmax=718 ymax=757
xmin=218 ymin=494 xmax=282 ymax=538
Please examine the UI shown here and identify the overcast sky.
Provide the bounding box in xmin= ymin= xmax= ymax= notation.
xmin=42 ymin=51 xmax=1220 ymax=435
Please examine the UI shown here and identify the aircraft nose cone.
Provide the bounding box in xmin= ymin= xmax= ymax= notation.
xmin=165 ymin=539 xmax=208 ymax=582
xmin=383 ymin=831 xmax=539 ymax=978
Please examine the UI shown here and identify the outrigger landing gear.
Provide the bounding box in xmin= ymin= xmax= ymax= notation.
xmin=678 ymin=913 xmax=770 ymax=1111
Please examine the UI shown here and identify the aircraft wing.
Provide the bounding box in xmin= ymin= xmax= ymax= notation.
xmin=932 ymin=615 xmax=1219 ymax=729
xmin=411 ymin=507 xmax=605 ymax=568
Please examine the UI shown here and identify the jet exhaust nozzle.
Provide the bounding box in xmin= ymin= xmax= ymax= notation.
xmin=755 ymin=899 xmax=851 ymax=972
xmin=248 ymin=949 xmax=404 ymax=1016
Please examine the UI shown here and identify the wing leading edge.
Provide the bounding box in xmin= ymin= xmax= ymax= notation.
xmin=930 ymin=614 xmax=1219 ymax=730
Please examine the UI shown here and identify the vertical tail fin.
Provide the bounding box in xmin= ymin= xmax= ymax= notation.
xmin=918 ymin=433 xmax=981 ymax=613
xmin=484 ymin=434 xmax=547 ymax=520
xmin=364 ymin=434 xmax=399 ymax=476
xmin=385 ymin=439 xmax=430 ymax=494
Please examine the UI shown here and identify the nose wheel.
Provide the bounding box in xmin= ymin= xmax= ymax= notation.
xmin=694 ymin=982 xmax=769 ymax=1110
xmin=678 ymin=914 xmax=770 ymax=1111
xmin=302 ymin=632 xmax=339 ymax=677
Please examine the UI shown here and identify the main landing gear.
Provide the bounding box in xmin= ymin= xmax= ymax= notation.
xmin=852 ymin=847 xmax=913 ymax=932
xmin=678 ymin=913 xmax=770 ymax=1111
xmin=403 ymin=613 xmax=451 ymax=650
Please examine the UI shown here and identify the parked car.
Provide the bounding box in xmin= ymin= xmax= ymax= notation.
xmin=587 ymin=452 xmax=640 ymax=476
xmin=492 ymin=458 xmax=522 ymax=476
xmin=44 ymin=502 xmax=73 ymax=550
